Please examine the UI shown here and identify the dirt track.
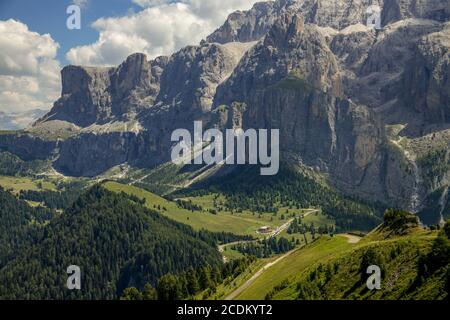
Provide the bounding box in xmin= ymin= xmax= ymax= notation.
xmin=342 ymin=234 xmax=362 ymax=244
xmin=224 ymin=248 xmax=298 ymax=300
xmin=224 ymin=232 xmax=362 ymax=299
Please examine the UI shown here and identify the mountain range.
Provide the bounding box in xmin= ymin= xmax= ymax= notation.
xmin=0 ymin=0 xmax=449 ymax=225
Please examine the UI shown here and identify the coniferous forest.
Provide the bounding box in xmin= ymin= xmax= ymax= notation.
xmin=0 ymin=186 xmax=242 ymax=299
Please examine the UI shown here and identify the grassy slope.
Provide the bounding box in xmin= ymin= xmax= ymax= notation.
xmin=302 ymin=210 xmax=334 ymax=226
xmin=235 ymin=235 xmax=353 ymax=300
xmin=276 ymin=229 xmax=315 ymax=245
xmin=234 ymin=226 xmax=445 ymax=300
xmin=105 ymin=181 xmax=294 ymax=236
xmin=284 ymin=227 xmax=445 ymax=300
xmin=0 ymin=176 xmax=57 ymax=194
xmin=184 ymin=194 xmax=318 ymax=228
xmin=0 ymin=130 xmax=20 ymax=135
xmin=196 ymin=164 xmax=383 ymax=232
xmin=222 ymin=247 xmax=245 ymax=261
xmin=276 ymin=210 xmax=335 ymax=243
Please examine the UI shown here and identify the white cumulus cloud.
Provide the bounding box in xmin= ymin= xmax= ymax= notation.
xmin=0 ymin=19 xmax=61 ymax=113
xmin=66 ymin=0 xmax=259 ymax=66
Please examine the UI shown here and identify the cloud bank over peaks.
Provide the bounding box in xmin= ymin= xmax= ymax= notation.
xmin=66 ymin=0 xmax=259 ymax=66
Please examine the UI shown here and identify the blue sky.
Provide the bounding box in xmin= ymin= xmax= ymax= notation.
xmin=0 ymin=0 xmax=144 ymax=64
xmin=0 ymin=0 xmax=258 ymax=113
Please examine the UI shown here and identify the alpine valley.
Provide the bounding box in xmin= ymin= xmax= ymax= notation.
xmin=0 ymin=0 xmax=449 ymax=300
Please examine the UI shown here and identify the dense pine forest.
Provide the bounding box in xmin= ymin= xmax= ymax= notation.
xmin=0 ymin=187 xmax=54 ymax=268
xmin=121 ymin=256 xmax=257 ymax=300
xmin=231 ymin=237 xmax=294 ymax=258
xmin=0 ymin=151 xmax=47 ymax=176
xmin=19 ymin=187 xmax=82 ymax=210
xmin=0 ymin=186 xmax=248 ymax=299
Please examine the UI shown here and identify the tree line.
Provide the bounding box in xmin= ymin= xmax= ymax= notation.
xmin=231 ymin=237 xmax=293 ymax=258
xmin=121 ymin=256 xmax=257 ymax=300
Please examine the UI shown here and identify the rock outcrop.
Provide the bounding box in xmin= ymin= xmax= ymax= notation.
xmin=213 ymin=13 xmax=397 ymax=204
xmin=156 ymin=42 xmax=255 ymax=114
xmin=402 ymin=22 xmax=450 ymax=124
xmin=206 ymin=1 xmax=279 ymax=44
xmin=0 ymin=133 xmax=57 ymax=161
xmin=45 ymin=41 xmax=257 ymax=176
xmin=41 ymin=53 xmax=168 ymax=127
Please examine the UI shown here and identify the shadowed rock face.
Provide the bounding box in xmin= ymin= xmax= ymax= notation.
xmin=156 ymin=42 xmax=254 ymax=114
xmin=0 ymin=133 xmax=57 ymax=161
xmin=54 ymin=132 xmax=139 ymax=177
xmin=382 ymin=0 xmax=450 ymax=25
xmin=1 ymin=0 xmax=449 ymax=213
xmin=49 ymin=65 xmax=114 ymax=127
xmin=110 ymin=54 xmax=167 ymax=117
xmin=402 ymin=23 xmax=450 ymax=124
xmin=41 ymin=53 xmax=168 ymax=127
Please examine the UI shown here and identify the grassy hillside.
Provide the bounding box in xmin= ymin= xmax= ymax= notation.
xmin=234 ymin=235 xmax=354 ymax=300
xmin=119 ymin=162 xmax=383 ymax=232
xmin=188 ymin=164 xmax=384 ymax=232
xmin=196 ymin=257 xmax=277 ymax=300
xmin=234 ymin=210 xmax=449 ymax=300
xmin=288 ymin=229 xmax=447 ymax=300
xmin=118 ymin=162 xmax=203 ymax=195
xmin=104 ymin=181 xmax=308 ymax=236
xmin=0 ymin=176 xmax=57 ymax=194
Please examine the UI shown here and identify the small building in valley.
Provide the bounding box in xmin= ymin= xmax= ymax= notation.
xmin=258 ymin=226 xmax=272 ymax=234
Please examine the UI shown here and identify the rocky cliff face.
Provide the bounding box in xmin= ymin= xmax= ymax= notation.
xmin=47 ymin=41 xmax=257 ymax=176
xmin=156 ymin=42 xmax=255 ymax=114
xmin=206 ymin=1 xmax=280 ymax=44
xmin=210 ymin=0 xmax=450 ymax=208
xmin=206 ymin=0 xmax=449 ymax=45
xmin=54 ymin=131 xmax=139 ymax=177
xmin=402 ymin=22 xmax=450 ymax=125
xmin=213 ymin=13 xmax=398 ymax=204
xmin=1 ymin=0 xmax=449 ymax=216
xmin=41 ymin=53 xmax=167 ymax=127
xmin=215 ymin=14 xmax=343 ymax=103
xmin=0 ymin=133 xmax=57 ymax=161
xmin=382 ymin=0 xmax=449 ymax=25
